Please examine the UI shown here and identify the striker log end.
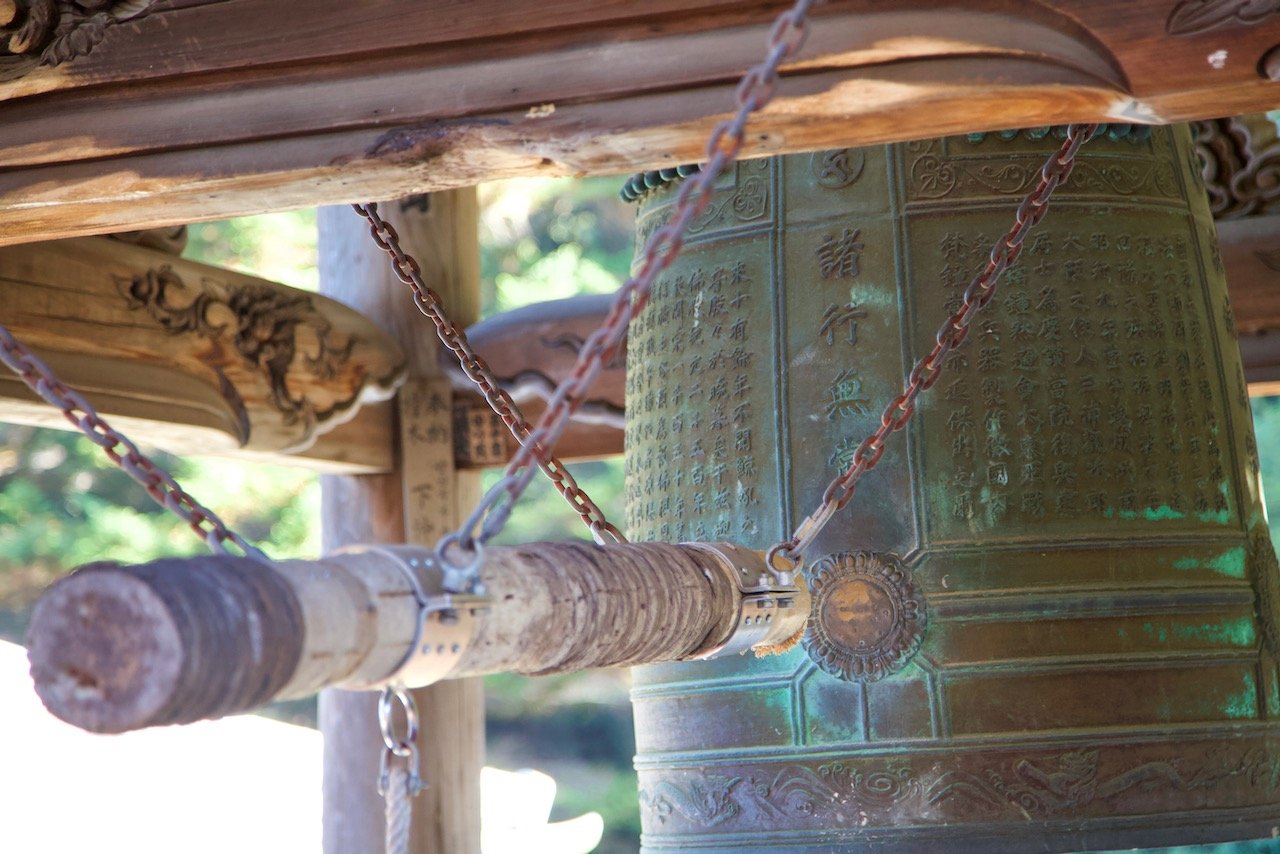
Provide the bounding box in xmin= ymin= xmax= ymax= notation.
xmin=26 ymin=556 xmax=304 ymax=734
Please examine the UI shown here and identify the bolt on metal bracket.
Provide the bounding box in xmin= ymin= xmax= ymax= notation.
xmin=338 ymin=544 xmax=489 ymax=689
xmin=682 ymin=542 xmax=809 ymax=660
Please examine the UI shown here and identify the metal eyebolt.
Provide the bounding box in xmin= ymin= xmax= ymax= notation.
xmin=765 ymin=542 xmax=803 ymax=587
xmin=378 ymin=684 xmax=420 ymax=758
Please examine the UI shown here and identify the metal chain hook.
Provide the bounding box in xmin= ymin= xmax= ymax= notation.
xmin=378 ymin=684 xmax=426 ymax=797
xmin=445 ymin=0 xmax=818 ymax=556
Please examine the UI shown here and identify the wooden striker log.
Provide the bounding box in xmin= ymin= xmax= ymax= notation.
xmin=27 ymin=541 xmax=802 ymax=734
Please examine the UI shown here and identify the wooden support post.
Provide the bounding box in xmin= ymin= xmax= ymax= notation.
xmin=317 ymin=194 xmax=483 ymax=854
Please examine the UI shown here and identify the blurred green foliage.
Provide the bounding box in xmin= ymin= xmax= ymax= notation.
xmin=0 ymin=424 xmax=319 ymax=608
xmin=479 ymin=176 xmax=634 ymax=314
xmin=185 ymin=210 xmax=321 ymax=292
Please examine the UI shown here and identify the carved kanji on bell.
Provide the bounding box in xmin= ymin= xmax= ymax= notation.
xmin=625 ymin=126 xmax=1280 ymax=851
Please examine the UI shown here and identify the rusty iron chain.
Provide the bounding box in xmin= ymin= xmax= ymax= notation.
xmin=0 ymin=323 xmax=266 ymax=561
xmin=0 ymin=0 xmax=815 ymax=584
xmin=427 ymin=0 xmax=817 ymax=578
xmin=765 ymin=123 xmax=1100 ymax=576
xmin=352 ymin=202 xmax=627 ymax=547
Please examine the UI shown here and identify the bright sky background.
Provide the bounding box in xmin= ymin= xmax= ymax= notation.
xmin=0 ymin=640 xmax=601 ymax=853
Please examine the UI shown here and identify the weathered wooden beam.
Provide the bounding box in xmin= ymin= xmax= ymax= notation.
xmin=0 ymin=236 xmax=628 ymax=472
xmin=0 ymin=1 xmax=1278 ymax=242
xmin=25 ymin=542 xmax=805 ymax=734
xmin=0 ymin=235 xmax=405 ymax=470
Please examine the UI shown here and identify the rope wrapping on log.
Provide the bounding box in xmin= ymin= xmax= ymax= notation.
xmin=459 ymin=542 xmax=738 ymax=676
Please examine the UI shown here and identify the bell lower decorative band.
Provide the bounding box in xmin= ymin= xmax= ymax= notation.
xmin=624 ymin=126 xmax=1280 ymax=851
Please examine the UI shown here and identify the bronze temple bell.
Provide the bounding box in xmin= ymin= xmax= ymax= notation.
xmin=624 ymin=126 xmax=1280 ymax=851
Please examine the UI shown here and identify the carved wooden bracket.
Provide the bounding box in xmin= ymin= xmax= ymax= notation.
xmin=0 ymin=0 xmax=156 ymax=82
xmin=1193 ymin=113 xmax=1280 ymax=220
xmin=0 ymin=235 xmax=405 ymax=469
xmin=106 ymin=224 xmax=187 ymax=255
xmin=443 ymin=295 xmax=625 ymax=467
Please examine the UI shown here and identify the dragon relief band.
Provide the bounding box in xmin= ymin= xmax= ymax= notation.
xmin=625 ymin=126 xmax=1280 ymax=852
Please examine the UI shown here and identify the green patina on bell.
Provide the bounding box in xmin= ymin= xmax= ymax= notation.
xmin=624 ymin=126 xmax=1280 ymax=852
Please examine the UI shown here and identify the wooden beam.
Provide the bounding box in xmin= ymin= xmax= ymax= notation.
xmin=0 ymin=235 xmax=405 ymax=470
xmin=1 ymin=1 xmax=1279 ymax=242
xmin=444 ymin=295 xmax=624 ymax=466
xmin=0 ymin=237 xmax=629 ymax=471
xmin=1217 ymin=212 xmax=1280 ymax=394
xmin=318 ymin=195 xmax=484 ymax=854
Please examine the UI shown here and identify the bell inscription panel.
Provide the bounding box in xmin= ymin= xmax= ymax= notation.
xmin=626 ymin=128 xmax=1280 ymax=852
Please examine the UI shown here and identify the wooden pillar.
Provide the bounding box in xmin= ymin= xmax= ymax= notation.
xmin=317 ymin=194 xmax=484 ymax=854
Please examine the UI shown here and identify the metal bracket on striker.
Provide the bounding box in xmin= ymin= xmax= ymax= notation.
xmin=683 ymin=542 xmax=808 ymax=660
xmin=340 ymin=545 xmax=489 ymax=689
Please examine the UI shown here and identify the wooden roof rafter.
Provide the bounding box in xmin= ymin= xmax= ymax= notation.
xmin=0 ymin=0 xmax=1277 ymax=242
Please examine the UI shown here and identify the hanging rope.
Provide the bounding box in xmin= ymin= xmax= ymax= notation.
xmin=378 ymin=684 xmax=425 ymax=854
xmin=384 ymin=767 xmax=414 ymax=854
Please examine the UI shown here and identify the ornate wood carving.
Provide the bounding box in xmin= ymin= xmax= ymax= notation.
xmin=1192 ymin=114 xmax=1280 ymax=219
xmin=0 ymin=236 xmax=405 ymax=468
xmin=1167 ymin=0 xmax=1280 ymax=35
xmin=0 ymin=0 xmax=156 ymax=81
xmin=115 ymin=264 xmax=358 ymax=431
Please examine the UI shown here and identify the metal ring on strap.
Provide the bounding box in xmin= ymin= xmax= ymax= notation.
xmin=337 ymin=545 xmax=489 ymax=689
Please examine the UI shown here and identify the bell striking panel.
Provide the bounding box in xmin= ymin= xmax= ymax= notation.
xmin=624 ymin=127 xmax=1280 ymax=852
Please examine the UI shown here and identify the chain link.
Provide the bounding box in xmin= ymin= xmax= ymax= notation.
xmin=440 ymin=0 xmax=817 ymax=567
xmin=0 ymin=322 xmax=265 ymax=561
xmin=766 ymin=123 xmax=1100 ymax=572
xmin=352 ymin=203 xmax=626 ymax=552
